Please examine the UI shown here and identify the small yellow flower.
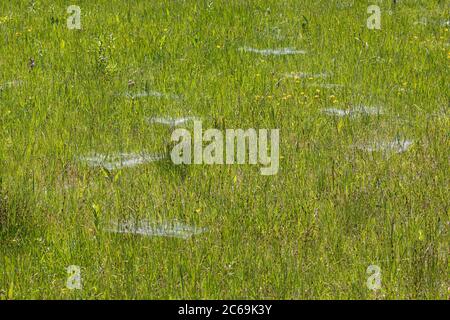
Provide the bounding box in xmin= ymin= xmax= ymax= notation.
xmin=0 ymin=16 xmax=11 ymax=24
xmin=418 ymin=230 xmax=425 ymax=241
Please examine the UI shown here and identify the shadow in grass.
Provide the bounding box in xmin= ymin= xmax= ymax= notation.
xmin=0 ymin=177 xmax=39 ymax=243
xmin=0 ymin=180 xmax=5 ymax=231
xmin=154 ymin=149 xmax=190 ymax=182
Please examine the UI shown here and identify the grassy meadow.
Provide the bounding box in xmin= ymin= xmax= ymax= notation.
xmin=0 ymin=0 xmax=448 ymax=299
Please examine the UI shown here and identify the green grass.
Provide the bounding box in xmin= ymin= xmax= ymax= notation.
xmin=0 ymin=0 xmax=448 ymax=299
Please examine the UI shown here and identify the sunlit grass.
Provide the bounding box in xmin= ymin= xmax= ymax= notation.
xmin=0 ymin=0 xmax=448 ymax=299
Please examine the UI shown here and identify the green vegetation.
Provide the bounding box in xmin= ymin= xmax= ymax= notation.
xmin=0 ymin=0 xmax=448 ymax=299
